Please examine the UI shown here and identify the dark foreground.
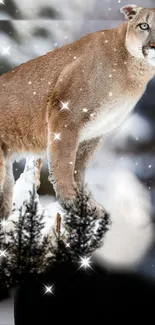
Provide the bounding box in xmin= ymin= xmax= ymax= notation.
xmin=14 ymin=261 xmax=155 ymax=324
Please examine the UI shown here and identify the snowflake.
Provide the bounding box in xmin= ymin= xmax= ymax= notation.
xmin=83 ymin=108 xmax=88 ymax=112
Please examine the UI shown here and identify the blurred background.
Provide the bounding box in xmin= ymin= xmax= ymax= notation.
xmin=1 ymin=0 xmax=155 ymax=286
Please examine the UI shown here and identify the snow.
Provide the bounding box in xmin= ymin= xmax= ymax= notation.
xmin=0 ymin=290 xmax=14 ymax=325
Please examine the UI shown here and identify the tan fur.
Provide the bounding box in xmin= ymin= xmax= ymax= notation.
xmin=0 ymin=5 xmax=155 ymax=217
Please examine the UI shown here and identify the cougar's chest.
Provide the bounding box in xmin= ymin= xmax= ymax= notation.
xmin=79 ymin=98 xmax=135 ymax=143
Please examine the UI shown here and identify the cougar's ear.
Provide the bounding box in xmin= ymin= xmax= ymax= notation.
xmin=120 ymin=5 xmax=143 ymax=20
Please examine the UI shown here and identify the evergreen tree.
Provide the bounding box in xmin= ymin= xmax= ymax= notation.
xmin=8 ymin=185 xmax=46 ymax=284
xmin=0 ymin=185 xmax=110 ymax=300
xmin=0 ymin=219 xmax=11 ymax=300
xmin=44 ymin=189 xmax=110 ymax=267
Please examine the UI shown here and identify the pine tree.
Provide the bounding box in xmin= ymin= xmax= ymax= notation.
xmin=8 ymin=185 xmax=46 ymax=284
xmin=0 ymin=185 xmax=110 ymax=299
xmin=0 ymin=219 xmax=11 ymax=300
xmin=44 ymin=189 xmax=110 ymax=268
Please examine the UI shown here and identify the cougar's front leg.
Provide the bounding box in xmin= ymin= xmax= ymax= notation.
xmin=47 ymin=112 xmax=79 ymax=205
xmin=33 ymin=158 xmax=43 ymax=190
xmin=74 ymin=137 xmax=101 ymax=188
xmin=74 ymin=137 xmax=105 ymax=218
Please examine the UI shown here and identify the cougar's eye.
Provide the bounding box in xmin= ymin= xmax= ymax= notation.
xmin=139 ymin=23 xmax=150 ymax=31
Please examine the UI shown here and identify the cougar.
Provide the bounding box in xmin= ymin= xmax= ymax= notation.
xmin=0 ymin=5 xmax=155 ymax=218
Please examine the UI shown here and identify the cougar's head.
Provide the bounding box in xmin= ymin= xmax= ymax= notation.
xmin=120 ymin=5 xmax=155 ymax=66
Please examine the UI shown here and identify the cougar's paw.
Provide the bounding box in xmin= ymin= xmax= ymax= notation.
xmin=57 ymin=186 xmax=78 ymax=211
xmin=87 ymin=197 xmax=106 ymax=219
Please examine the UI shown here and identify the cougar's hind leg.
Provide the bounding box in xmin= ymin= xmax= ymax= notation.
xmin=34 ymin=158 xmax=43 ymax=190
xmin=0 ymin=148 xmax=14 ymax=219
xmin=24 ymin=157 xmax=43 ymax=190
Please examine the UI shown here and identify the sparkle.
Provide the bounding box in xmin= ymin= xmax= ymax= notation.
xmin=60 ymin=101 xmax=70 ymax=111
xmin=0 ymin=0 xmax=5 ymax=4
xmin=66 ymin=243 xmax=70 ymax=248
xmin=1 ymin=46 xmax=11 ymax=56
xmin=78 ymin=256 xmax=92 ymax=270
xmin=44 ymin=285 xmax=54 ymax=295
xmin=1 ymin=219 xmax=9 ymax=228
xmin=82 ymin=108 xmax=88 ymax=112
xmin=53 ymin=133 xmax=61 ymax=141
xmin=0 ymin=249 xmax=7 ymax=258
xmin=90 ymin=113 xmax=96 ymax=118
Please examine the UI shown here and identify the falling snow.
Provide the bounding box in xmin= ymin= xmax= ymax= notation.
xmin=83 ymin=108 xmax=88 ymax=112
